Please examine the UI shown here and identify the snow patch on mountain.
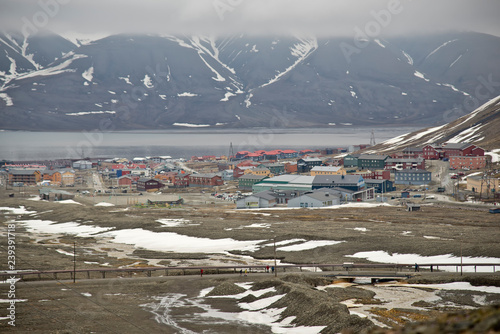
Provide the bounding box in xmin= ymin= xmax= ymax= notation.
xmin=0 ymin=92 xmax=13 ymax=106
xmin=244 ymin=93 xmax=253 ymax=108
xmin=177 ymin=92 xmax=198 ymax=97
xmin=66 ymin=111 xmax=116 ymax=116
xmin=142 ymin=74 xmax=153 ymax=88
xmin=446 ymin=124 xmax=485 ymax=143
xmin=198 ymin=54 xmax=225 ymax=82
xmin=118 ymin=76 xmax=132 ymax=85
xmin=425 ymin=39 xmax=458 ymax=60
xmin=449 ymin=54 xmax=463 ymax=68
xmin=19 ymin=54 xmax=87 ymax=79
xmin=259 ymin=37 xmax=318 ymax=89
xmin=380 ymin=124 xmax=446 ymax=148
xmin=440 ymin=83 xmax=469 ymax=96
xmin=401 ymin=50 xmax=413 ymax=65
xmin=82 ymin=67 xmax=94 ymax=82
xmin=414 ymin=71 xmax=430 ymax=82
xmin=18 ymin=35 xmax=41 ymax=70
xmin=220 ymin=91 xmax=236 ymax=102
xmin=374 ymin=39 xmax=385 ymax=48
xmin=172 ymin=123 xmax=209 ymax=127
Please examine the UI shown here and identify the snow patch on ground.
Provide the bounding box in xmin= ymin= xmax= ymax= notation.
xmin=56 ymin=249 xmax=76 ymax=256
xmin=485 ymin=149 xmax=500 ymax=163
xmin=17 ymin=220 xmax=113 ymax=237
xmin=56 ymin=199 xmax=82 ymax=205
xmin=277 ymin=240 xmax=344 ymax=252
xmin=101 ymin=228 xmax=265 ymax=253
xmin=347 ymin=250 xmax=500 ymax=272
xmin=95 ymin=202 xmax=115 ymax=207
xmin=0 ymin=206 xmax=36 ymax=215
xmin=145 ymin=283 xmax=326 ymax=333
xmin=156 ymin=218 xmax=199 ymax=227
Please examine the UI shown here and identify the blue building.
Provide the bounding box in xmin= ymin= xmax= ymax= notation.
xmin=395 ymin=169 xmax=432 ymax=185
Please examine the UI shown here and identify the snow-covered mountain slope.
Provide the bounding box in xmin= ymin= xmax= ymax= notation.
xmin=0 ymin=31 xmax=499 ymax=131
xmin=0 ymin=31 xmax=75 ymax=87
xmin=365 ymin=95 xmax=500 ymax=153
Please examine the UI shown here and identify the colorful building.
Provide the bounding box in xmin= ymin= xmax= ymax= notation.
xmin=449 ymin=156 xmax=488 ymax=170
xmin=310 ymin=166 xmax=346 ymax=176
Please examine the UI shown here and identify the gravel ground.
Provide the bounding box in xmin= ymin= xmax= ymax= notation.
xmin=1 ymin=187 xmax=499 ymax=333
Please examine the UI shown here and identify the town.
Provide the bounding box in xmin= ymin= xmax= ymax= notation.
xmin=2 ymin=141 xmax=499 ymax=213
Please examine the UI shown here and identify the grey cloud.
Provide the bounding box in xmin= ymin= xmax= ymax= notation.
xmin=1 ymin=0 xmax=499 ymax=38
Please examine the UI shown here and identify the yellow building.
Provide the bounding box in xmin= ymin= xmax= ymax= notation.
xmin=61 ymin=170 xmax=76 ymax=186
xmin=310 ymin=166 xmax=346 ymax=176
xmin=243 ymin=167 xmax=273 ymax=177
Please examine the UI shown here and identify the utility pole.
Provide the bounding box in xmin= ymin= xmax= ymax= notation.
xmin=460 ymin=233 xmax=463 ymax=276
xmin=228 ymin=142 xmax=234 ymax=162
xmin=274 ymin=236 xmax=277 ymax=277
xmin=73 ymin=240 xmax=76 ymax=283
xmin=370 ymin=130 xmax=376 ymax=146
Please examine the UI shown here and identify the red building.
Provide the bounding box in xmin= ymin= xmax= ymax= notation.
xmin=422 ymin=145 xmax=441 ymax=160
xmin=173 ymin=174 xmax=190 ymax=188
xmin=233 ymin=162 xmax=261 ymax=179
xmin=118 ymin=175 xmax=133 ymax=187
xmin=284 ymin=162 xmax=298 ymax=174
xmin=442 ymin=143 xmax=484 ymax=157
xmin=449 ymin=156 xmax=488 ymax=170
xmin=189 ymin=173 xmax=223 ymax=187
xmin=353 ymin=170 xmax=391 ymax=180
xmin=235 ymin=151 xmax=251 ymax=159
xmin=422 ymin=143 xmax=485 ymax=160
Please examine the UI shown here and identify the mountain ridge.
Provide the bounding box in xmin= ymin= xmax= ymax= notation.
xmin=1 ymin=31 xmax=499 ymax=131
xmin=363 ymin=94 xmax=500 ymax=153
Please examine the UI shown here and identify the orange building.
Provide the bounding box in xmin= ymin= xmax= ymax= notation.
xmin=8 ymin=170 xmax=41 ymax=185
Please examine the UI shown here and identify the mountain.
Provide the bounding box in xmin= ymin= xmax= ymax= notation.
xmin=0 ymin=31 xmax=499 ymax=131
xmin=364 ymin=94 xmax=500 ymax=154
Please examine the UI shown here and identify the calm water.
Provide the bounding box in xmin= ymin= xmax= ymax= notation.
xmin=0 ymin=127 xmax=417 ymax=161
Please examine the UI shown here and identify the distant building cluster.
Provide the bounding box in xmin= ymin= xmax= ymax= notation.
xmin=1 ymin=140 xmax=496 ymax=206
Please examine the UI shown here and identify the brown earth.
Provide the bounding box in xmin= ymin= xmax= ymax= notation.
xmin=1 ymin=186 xmax=499 ymax=333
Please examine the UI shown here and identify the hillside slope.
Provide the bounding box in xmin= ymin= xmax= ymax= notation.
xmin=1 ymin=31 xmax=499 ymax=130
xmin=365 ymin=95 xmax=500 ymax=153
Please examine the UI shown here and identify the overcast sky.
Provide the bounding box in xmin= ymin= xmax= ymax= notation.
xmin=1 ymin=0 xmax=499 ymax=38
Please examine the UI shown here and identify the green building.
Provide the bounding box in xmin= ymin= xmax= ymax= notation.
xmin=238 ymin=174 xmax=268 ymax=191
xmin=357 ymin=154 xmax=389 ymax=170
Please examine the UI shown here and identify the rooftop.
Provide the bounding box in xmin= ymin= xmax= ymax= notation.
xmin=313 ymin=175 xmax=363 ymax=184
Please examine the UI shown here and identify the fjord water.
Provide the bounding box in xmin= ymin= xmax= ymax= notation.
xmin=0 ymin=127 xmax=417 ymax=161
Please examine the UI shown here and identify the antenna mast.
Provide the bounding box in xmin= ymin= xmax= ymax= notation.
xmin=228 ymin=142 xmax=234 ymax=161
xmin=370 ymin=130 xmax=376 ymax=146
